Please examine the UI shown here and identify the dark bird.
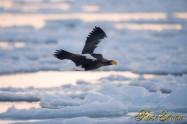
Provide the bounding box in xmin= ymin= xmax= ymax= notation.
xmin=54 ymin=26 xmax=117 ymax=71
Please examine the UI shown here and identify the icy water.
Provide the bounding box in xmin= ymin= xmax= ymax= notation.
xmin=0 ymin=71 xmax=140 ymax=88
xmin=0 ymin=71 xmax=160 ymax=124
xmin=0 ymin=0 xmax=187 ymax=123
xmin=0 ymin=71 xmax=147 ymax=124
xmin=0 ymin=71 xmax=186 ymax=124
xmin=0 ymin=71 xmax=139 ymax=112
xmin=0 ymin=102 xmax=40 ymax=124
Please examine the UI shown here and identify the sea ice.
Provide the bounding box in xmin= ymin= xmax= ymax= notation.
xmin=0 ymin=92 xmax=40 ymax=102
xmin=157 ymin=86 xmax=187 ymax=113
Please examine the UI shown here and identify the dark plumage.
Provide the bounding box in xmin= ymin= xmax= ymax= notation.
xmin=54 ymin=26 xmax=117 ymax=71
xmin=82 ymin=26 xmax=107 ymax=54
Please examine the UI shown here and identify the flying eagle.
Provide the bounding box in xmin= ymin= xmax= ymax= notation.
xmin=54 ymin=26 xmax=117 ymax=71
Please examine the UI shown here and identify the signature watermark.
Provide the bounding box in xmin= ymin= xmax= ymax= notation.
xmin=135 ymin=110 xmax=183 ymax=122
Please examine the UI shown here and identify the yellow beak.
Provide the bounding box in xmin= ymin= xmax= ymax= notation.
xmin=111 ymin=60 xmax=117 ymax=65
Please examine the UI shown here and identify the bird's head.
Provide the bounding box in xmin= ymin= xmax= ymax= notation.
xmin=109 ymin=60 xmax=117 ymax=65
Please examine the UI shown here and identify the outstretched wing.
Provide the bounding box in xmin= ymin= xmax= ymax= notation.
xmin=54 ymin=49 xmax=86 ymax=66
xmin=82 ymin=26 xmax=107 ymax=54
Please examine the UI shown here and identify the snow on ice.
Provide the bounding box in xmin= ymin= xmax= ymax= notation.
xmin=0 ymin=0 xmax=187 ymax=123
xmin=158 ymin=86 xmax=187 ymax=113
xmin=0 ymin=74 xmax=186 ymax=122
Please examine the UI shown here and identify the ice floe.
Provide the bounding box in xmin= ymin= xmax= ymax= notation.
xmin=157 ymin=86 xmax=187 ymax=113
xmin=0 ymin=92 xmax=40 ymax=102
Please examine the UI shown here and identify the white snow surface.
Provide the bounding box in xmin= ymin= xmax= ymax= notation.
xmin=0 ymin=99 xmax=127 ymax=119
xmin=157 ymin=86 xmax=187 ymax=113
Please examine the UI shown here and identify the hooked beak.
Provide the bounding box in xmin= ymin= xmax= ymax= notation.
xmin=111 ymin=60 xmax=117 ymax=65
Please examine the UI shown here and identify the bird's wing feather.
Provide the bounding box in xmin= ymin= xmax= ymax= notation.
xmin=82 ymin=26 xmax=107 ymax=54
xmin=54 ymin=49 xmax=86 ymax=66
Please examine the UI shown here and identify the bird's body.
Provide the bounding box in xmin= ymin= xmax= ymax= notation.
xmin=54 ymin=26 xmax=117 ymax=71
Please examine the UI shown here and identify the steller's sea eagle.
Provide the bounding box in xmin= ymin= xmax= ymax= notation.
xmin=54 ymin=26 xmax=117 ymax=71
